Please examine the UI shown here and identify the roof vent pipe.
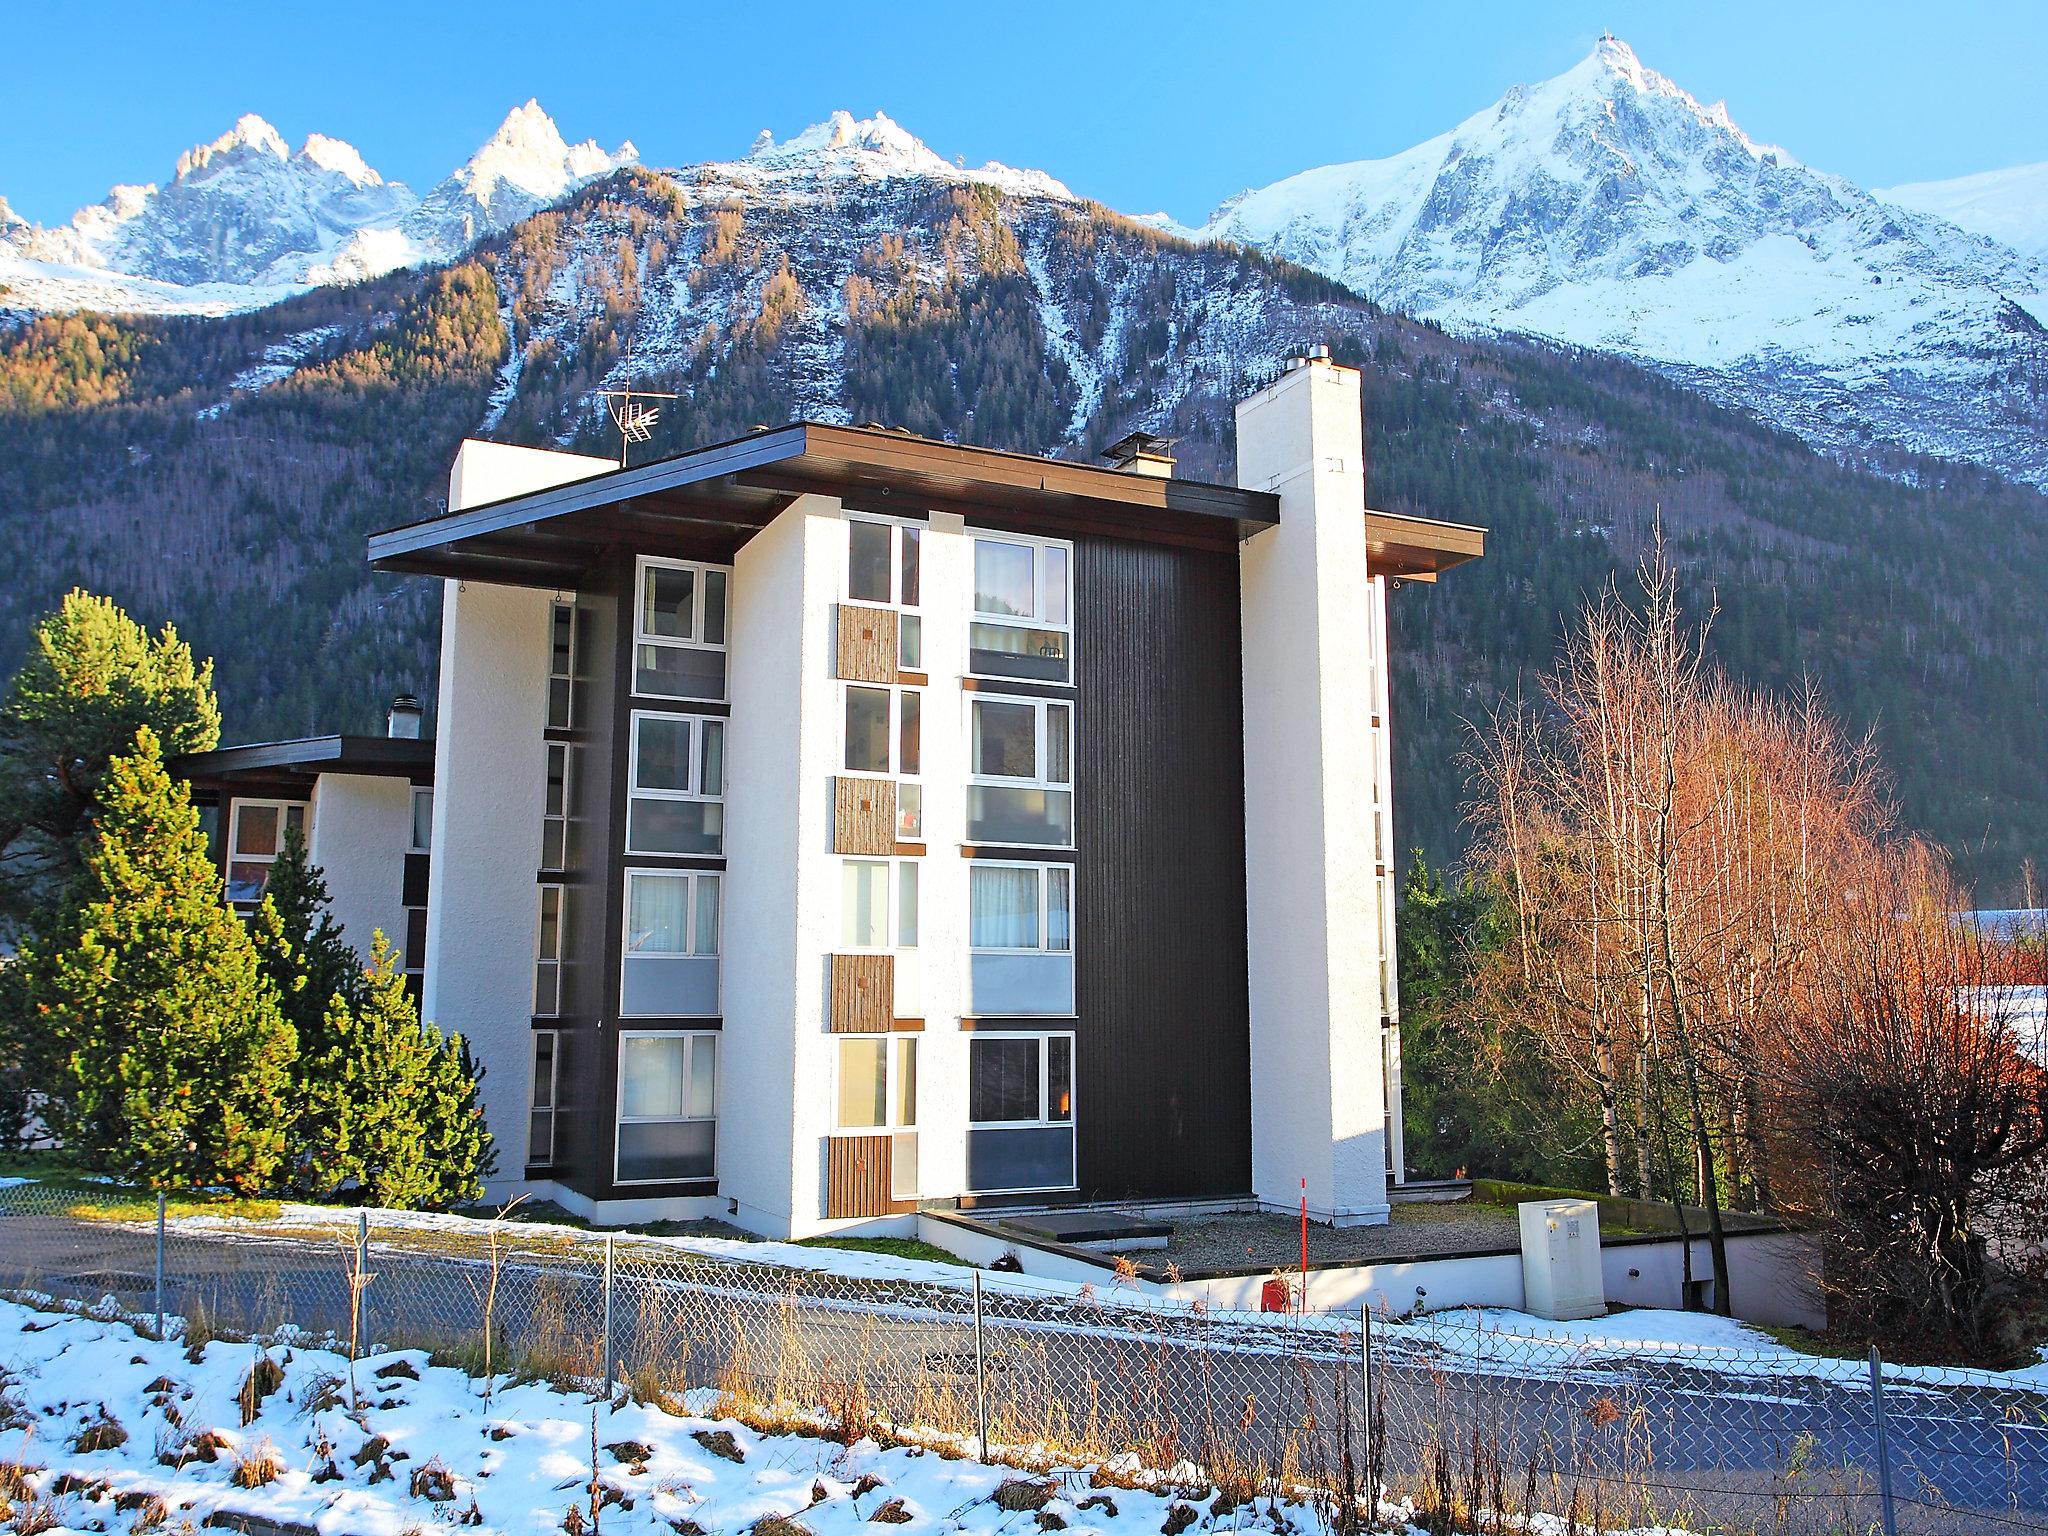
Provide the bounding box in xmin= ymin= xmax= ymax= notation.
xmin=1283 ymin=343 xmax=1332 ymax=372
xmin=387 ymin=693 xmax=423 ymax=739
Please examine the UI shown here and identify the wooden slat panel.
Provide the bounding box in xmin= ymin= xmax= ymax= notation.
xmin=829 ymin=952 xmax=894 ymax=1033
xmin=833 ymin=776 xmax=896 ymax=855
xmin=836 ymin=604 xmax=898 ymax=682
xmin=825 ymin=1134 xmax=892 ymax=1219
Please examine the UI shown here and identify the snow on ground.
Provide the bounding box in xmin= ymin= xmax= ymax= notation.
xmin=0 ymin=1299 xmax=1422 ymax=1536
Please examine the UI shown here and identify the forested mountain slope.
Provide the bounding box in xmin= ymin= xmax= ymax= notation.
xmin=2 ymin=164 xmax=2043 ymax=892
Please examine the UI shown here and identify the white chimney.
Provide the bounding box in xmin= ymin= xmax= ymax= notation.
xmin=1234 ymin=352 xmax=1393 ymax=1228
xmin=1100 ymin=431 xmax=1177 ymax=478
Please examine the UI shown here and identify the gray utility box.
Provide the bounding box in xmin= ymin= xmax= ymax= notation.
xmin=1518 ymin=1198 xmax=1606 ymax=1320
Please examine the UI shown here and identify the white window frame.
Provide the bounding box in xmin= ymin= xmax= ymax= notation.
xmin=966 ymin=1031 xmax=1076 ymax=1194
xmin=534 ymin=883 xmax=566 ymax=1018
xmin=528 ymin=1028 xmax=560 ymax=1167
xmin=613 ymin=1029 xmax=720 ymax=1186
xmin=547 ymin=598 xmax=577 ymax=730
xmin=622 ymin=870 xmax=721 ymax=957
xmin=840 ymin=682 xmax=922 ymax=778
xmin=967 ymin=860 xmax=1073 ymax=956
xmin=225 ymin=797 xmax=309 ymax=903
xmin=832 ymin=1034 xmax=920 ymax=1133
xmin=540 ymin=742 xmax=571 ymax=873
xmin=840 ymin=858 xmax=920 ymax=951
xmin=634 ymin=556 xmax=731 ymax=702
xmin=968 ymin=694 xmax=1071 ymax=789
xmin=845 ymin=514 xmax=924 ymax=670
xmin=625 ymin=710 xmax=726 ymax=857
xmin=968 ymin=533 xmax=1073 ymax=684
xmin=409 ymin=786 xmax=434 ymax=854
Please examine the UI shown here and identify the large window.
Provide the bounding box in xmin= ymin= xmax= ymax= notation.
xmin=970 ymin=536 xmax=1070 ymax=684
xmin=969 ymin=862 xmax=1073 ymax=1014
xmin=843 ymin=683 xmax=922 ymax=839
xmin=627 ymin=712 xmax=725 ymax=856
xmin=635 ymin=558 xmax=730 ymax=701
xmin=622 ymin=871 xmax=720 ymax=1016
xmin=841 ymin=859 xmax=920 ymax=950
xmin=528 ymin=1030 xmax=559 ymax=1167
xmin=967 ymin=695 xmax=1071 ymax=846
xmin=847 ymin=517 xmax=923 ymax=671
xmin=615 ymin=1031 xmax=717 ymax=1183
xmin=837 ymin=1034 xmax=919 ymax=1200
xmin=967 ymin=1033 xmax=1074 ymax=1193
xmin=226 ymin=799 xmax=308 ymax=903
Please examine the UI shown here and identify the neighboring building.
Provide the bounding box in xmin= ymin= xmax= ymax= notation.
xmin=365 ymin=353 xmax=1481 ymax=1236
xmin=173 ymin=700 xmax=436 ymax=997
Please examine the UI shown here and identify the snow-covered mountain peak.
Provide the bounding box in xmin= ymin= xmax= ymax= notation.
xmin=738 ymin=110 xmax=1072 ymax=200
xmin=1881 ymin=159 xmax=2048 ymax=261
xmin=450 ymin=99 xmax=636 ymax=209
xmin=299 ymin=133 xmax=383 ymax=188
xmin=174 ymin=114 xmax=291 ymax=179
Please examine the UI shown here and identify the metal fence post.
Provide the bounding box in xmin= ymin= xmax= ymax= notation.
xmin=1361 ymin=1303 xmax=1376 ymax=1502
xmin=972 ymin=1269 xmax=989 ymax=1455
xmin=1868 ymin=1345 xmax=1898 ymax=1536
xmin=602 ymin=1234 xmax=615 ymax=1406
xmin=354 ymin=1212 xmax=369 ymax=1359
xmin=153 ymin=1193 xmax=166 ymax=1340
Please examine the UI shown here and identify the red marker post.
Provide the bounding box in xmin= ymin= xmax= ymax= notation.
xmin=1299 ymin=1177 xmax=1309 ymax=1315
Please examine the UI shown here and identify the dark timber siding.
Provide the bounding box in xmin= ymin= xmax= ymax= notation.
xmin=554 ymin=569 xmax=621 ymax=1203
xmin=1073 ymin=535 xmax=1253 ymax=1201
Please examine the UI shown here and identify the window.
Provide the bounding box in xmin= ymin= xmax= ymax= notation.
xmin=409 ymin=787 xmax=434 ymax=854
xmin=841 ymin=860 xmax=920 ymax=950
xmin=836 ymin=1036 xmax=918 ymax=1131
xmin=969 ymin=862 xmax=1073 ymax=1015
xmin=967 ymin=695 xmax=1071 ymax=846
xmin=621 ymin=871 xmax=720 ymax=1016
xmin=615 ymin=1031 xmax=717 ymax=1183
xmin=547 ymin=600 xmax=576 ymax=729
xmin=529 ymin=1030 xmax=559 ymax=1166
xmin=970 ymin=536 xmax=1070 ymax=683
xmin=847 ymin=517 xmax=922 ymax=670
xmin=635 ymin=557 xmax=730 ymax=701
xmin=226 ymin=799 xmax=308 ymax=903
xmin=967 ymin=1033 xmax=1074 ymax=1193
xmin=541 ymin=744 xmax=571 ymax=871
xmin=534 ymin=885 xmax=565 ymax=1016
xmin=843 ymin=683 xmax=922 ymax=839
xmin=627 ymin=712 xmax=725 ymax=856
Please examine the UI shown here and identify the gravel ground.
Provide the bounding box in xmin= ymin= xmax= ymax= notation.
xmin=1145 ymin=1202 xmax=1532 ymax=1273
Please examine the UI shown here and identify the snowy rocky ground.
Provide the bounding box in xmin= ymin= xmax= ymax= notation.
xmin=0 ymin=1299 xmax=1435 ymax=1536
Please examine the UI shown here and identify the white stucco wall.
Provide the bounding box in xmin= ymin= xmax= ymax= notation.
xmin=1235 ymin=359 xmax=1391 ymax=1225
xmin=306 ymin=773 xmax=413 ymax=964
xmin=426 ymin=439 xmax=612 ymax=1202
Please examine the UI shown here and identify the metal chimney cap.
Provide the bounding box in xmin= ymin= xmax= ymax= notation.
xmin=1284 ymin=343 xmax=1333 ymax=371
xmin=387 ymin=693 xmax=424 ymax=739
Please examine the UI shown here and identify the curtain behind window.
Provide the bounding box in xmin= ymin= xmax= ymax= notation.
xmin=970 ymin=865 xmax=1039 ymax=949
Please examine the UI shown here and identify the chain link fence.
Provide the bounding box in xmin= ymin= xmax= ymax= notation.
xmin=2 ymin=1181 xmax=2042 ymax=1535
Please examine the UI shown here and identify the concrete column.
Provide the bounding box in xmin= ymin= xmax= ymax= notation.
xmin=1235 ymin=357 xmax=1391 ymax=1226
xmin=306 ymin=773 xmax=412 ymax=962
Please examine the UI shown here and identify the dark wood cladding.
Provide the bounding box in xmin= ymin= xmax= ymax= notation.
xmin=552 ymin=567 xmax=622 ymax=1204
xmin=1073 ymin=535 xmax=1253 ymax=1202
xmin=825 ymin=1134 xmax=893 ymax=1218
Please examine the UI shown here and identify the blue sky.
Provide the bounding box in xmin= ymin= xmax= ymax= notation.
xmin=5 ymin=0 xmax=2045 ymax=227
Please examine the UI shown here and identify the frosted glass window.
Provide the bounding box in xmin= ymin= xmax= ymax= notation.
xmin=843 ymin=861 xmax=890 ymax=949
xmin=693 ymin=876 xmax=721 ymax=956
xmin=838 ymin=1038 xmax=888 ymax=1129
xmin=1046 ymin=867 xmax=1072 ymax=951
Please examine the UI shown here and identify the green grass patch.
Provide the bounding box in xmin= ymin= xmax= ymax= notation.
xmin=69 ymin=1190 xmax=282 ymax=1223
xmin=796 ymin=1235 xmax=972 ymax=1268
xmin=1754 ymin=1324 xmax=1869 ymax=1361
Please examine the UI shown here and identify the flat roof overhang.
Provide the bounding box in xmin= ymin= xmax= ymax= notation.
xmin=1366 ymin=507 xmax=1486 ymax=581
xmin=368 ymin=422 xmax=1285 ymax=587
xmin=173 ymin=735 xmax=435 ymax=787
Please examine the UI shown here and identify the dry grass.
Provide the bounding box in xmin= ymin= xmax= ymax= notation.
xmin=229 ymin=1436 xmax=282 ymax=1489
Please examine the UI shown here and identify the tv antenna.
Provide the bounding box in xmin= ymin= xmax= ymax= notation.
xmin=597 ymin=345 xmax=677 ymax=467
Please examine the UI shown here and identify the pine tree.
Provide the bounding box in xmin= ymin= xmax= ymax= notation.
xmin=252 ymin=826 xmax=365 ymax=1193
xmin=0 ymin=589 xmax=221 ymax=927
xmin=23 ymin=726 xmax=295 ymax=1192
xmin=309 ymin=933 xmax=495 ymax=1209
